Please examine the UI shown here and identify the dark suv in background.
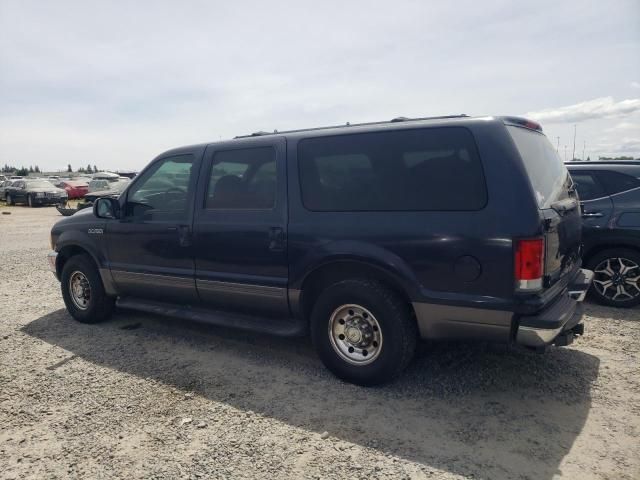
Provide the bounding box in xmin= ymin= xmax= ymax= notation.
xmin=48 ymin=115 xmax=592 ymax=385
xmin=566 ymin=161 xmax=640 ymax=307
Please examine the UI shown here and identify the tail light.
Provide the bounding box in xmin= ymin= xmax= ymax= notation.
xmin=514 ymin=238 xmax=545 ymax=291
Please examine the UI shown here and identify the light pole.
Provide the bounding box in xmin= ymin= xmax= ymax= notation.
xmin=582 ymin=141 xmax=586 ymax=161
xmin=564 ymin=145 xmax=568 ymax=162
xmin=556 ymin=136 xmax=560 ymax=153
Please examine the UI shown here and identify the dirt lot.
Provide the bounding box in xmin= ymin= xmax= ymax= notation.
xmin=0 ymin=206 xmax=639 ymax=480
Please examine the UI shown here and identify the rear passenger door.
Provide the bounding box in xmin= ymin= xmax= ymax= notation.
xmin=192 ymin=137 xmax=289 ymax=317
xmin=569 ymin=170 xmax=613 ymax=228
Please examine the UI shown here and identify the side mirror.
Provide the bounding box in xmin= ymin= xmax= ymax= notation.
xmin=93 ymin=197 xmax=120 ymax=219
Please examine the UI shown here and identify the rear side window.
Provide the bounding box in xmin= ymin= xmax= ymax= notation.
xmin=569 ymin=172 xmax=606 ymax=201
xmin=206 ymin=147 xmax=276 ymax=209
xmin=298 ymin=127 xmax=487 ymax=211
xmin=507 ymin=126 xmax=568 ymax=209
xmin=593 ymin=170 xmax=640 ymax=196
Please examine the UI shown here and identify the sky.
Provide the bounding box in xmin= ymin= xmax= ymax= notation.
xmin=0 ymin=0 xmax=639 ymax=172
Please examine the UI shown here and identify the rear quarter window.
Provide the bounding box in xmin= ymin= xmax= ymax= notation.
xmin=298 ymin=127 xmax=487 ymax=211
xmin=507 ymin=126 xmax=568 ymax=209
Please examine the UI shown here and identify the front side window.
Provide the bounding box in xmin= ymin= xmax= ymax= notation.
xmin=298 ymin=127 xmax=487 ymax=211
xmin=126 ymin=154 xmax=194 ymax=219
xmin=206 ymin=147 xmax=276 ymax=209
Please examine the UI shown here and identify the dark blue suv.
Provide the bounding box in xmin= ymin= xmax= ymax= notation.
xmin=566 ymin=161 xmax=640 ymax=308
xmin=48 ymin=115 xmax=592 ymax=385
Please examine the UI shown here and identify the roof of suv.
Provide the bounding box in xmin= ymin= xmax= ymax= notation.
xmin=233 ymin=114 xmax=543 ymax=140
xmin=160 ymin=115 xmax=544 ymax=157
xmin=566 ymin=161 xmax=640 ymax=178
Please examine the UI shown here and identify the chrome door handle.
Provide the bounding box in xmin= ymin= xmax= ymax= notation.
xmin=582 ymin=212 xmax=603 ymax=218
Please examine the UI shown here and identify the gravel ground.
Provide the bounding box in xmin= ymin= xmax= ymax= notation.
xmin=1 ymin=205 xmax=639 ymax=480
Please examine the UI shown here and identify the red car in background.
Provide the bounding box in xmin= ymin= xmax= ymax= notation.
xmin=60 ymin=180 xmax=89 ymax=199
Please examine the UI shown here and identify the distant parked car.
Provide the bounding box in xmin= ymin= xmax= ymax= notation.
xmin=0 ymin=180 xmax=16 ymax=201
xmin=5 ymin=179 xmax=68 ymax=207
xmin=567 ymin=161 xmax=640 ymax=307
xmin=88 ymin=176 xmax=130 ymax=193
xmin=59 ymin=180 xmax=89 ymax=199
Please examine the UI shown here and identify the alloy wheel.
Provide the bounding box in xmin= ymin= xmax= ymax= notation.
xmin=593 ymin=257 xmax=640 ymax=302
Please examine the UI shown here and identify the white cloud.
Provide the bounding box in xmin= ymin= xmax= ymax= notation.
xmin=631 ymin=81 xmax=640 ymax=89
xmin=605 ymin=121 xmax=639 ymax=132
xmin=593 ymin=137 xmax=640 ymax=156
xmin=1 ymin=1 xmax=639 ymax=170
xmin=525 ymin=97 xmax=640 ymax=124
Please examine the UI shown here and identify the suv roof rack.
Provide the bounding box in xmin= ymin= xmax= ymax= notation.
xmin=234 ymin=114 xmax=469 ymax=139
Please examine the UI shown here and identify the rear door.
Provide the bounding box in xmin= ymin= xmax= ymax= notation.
xmin=567 ymin=169 xmax=613 ymax=228
xmin=192 ymin=137 xmax=289 ymax=316
xmin=507 ymin=126 xmax=582 ymax=286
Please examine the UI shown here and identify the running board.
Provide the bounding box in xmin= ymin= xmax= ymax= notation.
xmin=116 ymin=297 xmax=307 ymax=337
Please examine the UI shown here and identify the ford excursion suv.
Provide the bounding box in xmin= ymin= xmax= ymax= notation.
xmin=48 ymin=115 xmax=592 ymax=385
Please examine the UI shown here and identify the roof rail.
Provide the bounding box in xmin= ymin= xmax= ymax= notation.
xmin=565 ymin=160 xmax=640 ymax=165
xmin=234 ymin=114 xmax=469 ymax=139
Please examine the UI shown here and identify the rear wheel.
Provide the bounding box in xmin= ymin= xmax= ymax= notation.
xmin=310 ymin=279 xmax=417 ymax=386
xmin=587 ymin=248 xmax=640 ymax=308
xmin=61 ymin=254 xmax=115 ymax=323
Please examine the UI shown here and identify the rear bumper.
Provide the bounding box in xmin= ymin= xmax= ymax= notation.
xmin=516 ymin=268 xmax=593 ymax=348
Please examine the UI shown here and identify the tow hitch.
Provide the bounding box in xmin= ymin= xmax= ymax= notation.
xmin=554 ymin=323 xmax=585 ymax=347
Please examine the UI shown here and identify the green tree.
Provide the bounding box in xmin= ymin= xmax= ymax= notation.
xmin=34 ymin=165 xmax=40 ymax=173
xmin=67 ymin=164 xmax=73 ymax=173
xmin=93 ymin=165 xmax=98 ymax=173
xmin=29 ymin=166 xmax=34 ymax=173
xmin=86 ymin=164 xmax=93 ymax=174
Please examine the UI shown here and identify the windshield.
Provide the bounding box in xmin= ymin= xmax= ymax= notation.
xmin=26 ymin=180 xmax=56 ymax=188
xmin=507 ymin=126 xmax=568 ymax=208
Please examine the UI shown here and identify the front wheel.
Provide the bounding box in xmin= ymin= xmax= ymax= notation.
xmin=61 ymin=254 xmax=115 ymax=323
xmin=587 ymin=248 xmax=640 ymax=307
xmin=6 ymin=194 xmax=13 ymax=205
xmin=28 ymin=195 xmax=35 ymax=207
xmin=310 ymin=279 xmax=417 ymax=386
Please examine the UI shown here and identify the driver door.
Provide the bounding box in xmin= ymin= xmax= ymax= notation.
xmin=105 ymin=150 xmax=203 ymax=303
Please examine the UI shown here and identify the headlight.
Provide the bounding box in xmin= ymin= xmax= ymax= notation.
xmin=36 ymin=192 xmax=44 ymax=197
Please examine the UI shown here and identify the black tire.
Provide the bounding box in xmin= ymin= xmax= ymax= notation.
xmin=6 ymin=194 xmax=13 ymax=205
xmin=310 ymin=278 xmax=417 ymax=386
xmin=61 ymin=254 xmax=115 ymax=323
xmin=586 ymin=248 xmax=640 ymax=308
